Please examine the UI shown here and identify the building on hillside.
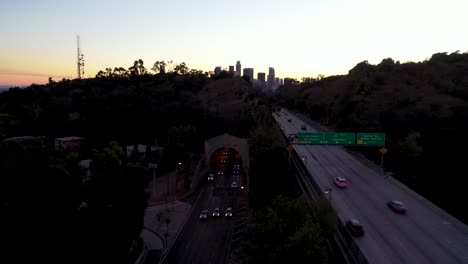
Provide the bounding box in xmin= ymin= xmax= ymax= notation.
xmin=55 ymin=137 xmax=84 ymax=152
xmin=4 ymin=136 xmax=46 ymax=145
xmin=243 ymin=68 xmax=254 ymax=81
xmin=126 ymin=144 xmax=164 ymax=163
xmin=214 ymin=66 xmax=222 ymax=76
xmin=267 ymin=67 xmax=275 ymax=91
xmin=236 ymin=61 xmax=241 ymax=77
xmin=79 ymin=159 xmax=92 ymax=182
xmin=257 ymin=72 xmax=265 ymax=83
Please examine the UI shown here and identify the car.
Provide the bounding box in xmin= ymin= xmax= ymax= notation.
xmin=225 ymin=207 xmax=233 ymax=217
xmin=199 ymin=210 xmax=208 ymax=219
xmin=217 ymin=171 xmax=224 ymax=176
xmin=207 ymin=173 xmax=214 ymax=181
xmin=212 ymin=208 xmax=220 ymax=217
xmin=301 ymin=124 xmax=307 ymax=130
xmin=346 ymin=219 xmax=364 ymax=237
xmin=288 ymin=119 xmax=292 ymax=122
xmin=334 ymin=177 xmax=349 ymax=188
xmin=387 ymin=200 xmax=407 ymax=213
xmin=231 ymin=182 xmax=238 ymax=188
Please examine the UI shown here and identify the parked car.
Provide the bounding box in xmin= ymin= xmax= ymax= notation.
xmin=387 ymin=200 xmax=407 ymax=213
xmin=334 ymin=177 xmax=349 ymax=188
xmin=346 ymin=219 xmax=364 ymax=236
xmin=199 ymin=210 xmax=208 ymax=220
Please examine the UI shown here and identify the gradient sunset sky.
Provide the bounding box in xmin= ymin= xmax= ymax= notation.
xmin=1 ymin=0 xmax=467 ymax=86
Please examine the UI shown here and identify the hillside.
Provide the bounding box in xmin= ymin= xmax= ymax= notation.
xmin=275 ymin=51 xmax=468 ymax=223
xmin=0 ymin=73 xmax=257 ymax=145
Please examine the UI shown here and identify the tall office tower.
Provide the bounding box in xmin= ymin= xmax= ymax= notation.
xmin=257 ymin=72 xmax=266 ymax=83
xmin=275 ymin=77 xmax=280 ymax=86
xmin=267 ymin=67 xmax=275 ymax=90
xmin=229 ymin=66 xmax=234 ymax=76
xmin=214 ymin=66 xmax=222 ymax=76
xmin=280 ymin=78 xmax=284 ymax=85
xmin=243 ymin=68 xmax=254 ymax=81
xmin=236 ymin=61 xmax=241 ymax=77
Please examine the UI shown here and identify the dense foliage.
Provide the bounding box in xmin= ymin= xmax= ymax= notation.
xmin=0 ymin=61 xmax=258 ymax=263
xmin=275 ymin=51 xmax=468 ymax=223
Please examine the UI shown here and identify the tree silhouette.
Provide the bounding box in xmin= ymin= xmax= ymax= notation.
xmin=151 ymin=60 xmax=167 ymax=74
xmin=128 ymin=59 xmax=147 ymax=76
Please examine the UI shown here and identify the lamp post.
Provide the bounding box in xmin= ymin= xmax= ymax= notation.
xmin=148 ymin=163 xmax=158 ymax=199
xmin=325 ymin=187 xmax=332 ymax=202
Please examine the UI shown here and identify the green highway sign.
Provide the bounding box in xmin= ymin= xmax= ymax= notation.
xmin=357 ymin=133 xmax=386 ymax=146
xmin=324 ymin=133 xmax=355 ymax=145
xmin=298 ymin=132 xmax=355 ymax=145
xmin=298 ymin=132 xmax=325 ymax=145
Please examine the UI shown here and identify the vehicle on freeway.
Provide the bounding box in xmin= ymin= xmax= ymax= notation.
xmin=217 ymin=171 xmax=224 ymax=176
xmin=207 ymin=173 xmax=214 ymax=181
xmin=387 ymin=200 xmax=407 ymax=213
xmin=301 ymin=124 xmax=307 ymax=130
xmin=231 ymin=182 xmax=238 ymax=188
xmin=225 ymin=207 xmax=233 ymax=217
xmin=334 ymin=177 xmax=349 ymax=188
xmin=199 ymin=210 xmax=208 ymax=220
xmin=212 ymin=208 xmax=220 ymax=217
xmin=345 ymin=219 xmax=364 ymax=237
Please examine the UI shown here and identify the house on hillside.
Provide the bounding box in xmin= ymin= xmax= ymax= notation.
xmin=126 ymin=144 xmax=163 ymax=163
xmin=55 ymin=137 xmax=84 ymax=152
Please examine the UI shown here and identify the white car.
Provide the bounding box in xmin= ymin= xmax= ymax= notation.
xmin=212 ymin=208 xmax=220 ymax=217
xmin=225 ymin=207 xmax=233 ymax=217
xmin=207 ymin=173 xmax=214 ymax=181
xmin=231 ymin=182 xmax=238 ymax=188
xmin=199 ymin=210 xmax=208 ymax=219
xmin=334 ymin=177 xmax=349 ymax=188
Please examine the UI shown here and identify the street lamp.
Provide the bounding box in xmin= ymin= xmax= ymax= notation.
xmin=325 ymin=187 xmax=332 ymax=202
xmin=148 ymin=163 xmax=158 ymax=199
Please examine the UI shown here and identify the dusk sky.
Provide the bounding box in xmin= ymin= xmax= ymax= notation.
xmin=1 ymin=0 xmax=467 ymax=86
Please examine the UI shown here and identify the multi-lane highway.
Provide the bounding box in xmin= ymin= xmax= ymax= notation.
xmin=162 ymin=171 xmax=241 ymax=264
xmin=274 ymin=110 xmax=468 ymax=264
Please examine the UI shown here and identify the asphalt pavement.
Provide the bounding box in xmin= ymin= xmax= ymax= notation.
xmin=274 ymin=110 xmax=468 ymax=264
xmin=162 ymin=173 xmax=241 ymax=264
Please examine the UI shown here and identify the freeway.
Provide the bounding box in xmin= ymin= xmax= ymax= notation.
xmin=162 ymin=172 xmax=240 ymax=264
xmin=274 ymin=110 xmax=468 ymax=264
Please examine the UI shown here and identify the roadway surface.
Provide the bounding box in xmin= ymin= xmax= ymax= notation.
xmin=275 ymin=110 xmax=468 ymax=264
xmin=162 ymin=173 xmax=241 ymax=264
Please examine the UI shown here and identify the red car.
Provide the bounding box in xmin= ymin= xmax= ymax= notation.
xmin=387 ymin=201 xmax=407 ymax=214
xmin=334 ymin=177 xmax=349 ymax=188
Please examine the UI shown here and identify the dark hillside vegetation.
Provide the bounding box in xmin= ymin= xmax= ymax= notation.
xmin=274 ymin=51 xmax=468 ymax=224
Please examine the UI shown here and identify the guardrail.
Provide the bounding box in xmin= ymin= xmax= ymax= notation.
xmin=279 ymin=128 xmax=369 ymax=264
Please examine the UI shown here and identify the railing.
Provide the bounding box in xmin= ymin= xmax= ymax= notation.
xmin=279 ymin=127 xmax=369 ymax=264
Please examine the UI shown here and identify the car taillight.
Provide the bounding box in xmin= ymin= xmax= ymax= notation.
xmin=344 ymin=182 xmax=348 ymax=185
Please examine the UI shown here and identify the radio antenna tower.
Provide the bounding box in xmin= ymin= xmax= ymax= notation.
xmin=77 ymin=35 xmax=85 ymax=79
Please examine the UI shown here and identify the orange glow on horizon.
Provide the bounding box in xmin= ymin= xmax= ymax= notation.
xmin=0 ymin=74 xmax=50 ymax=87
